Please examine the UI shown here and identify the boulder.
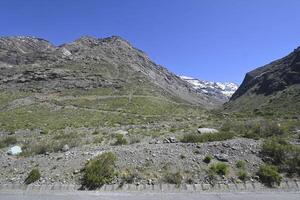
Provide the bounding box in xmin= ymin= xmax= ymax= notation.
xmin=197 ymin=128 xmax=219 ymax=134
xmin=115 ymin=130 xmax=128 ymax=136
xmin=214 ymin=154 xmax=229 ymax=162
xmin=7 ymin=146 xmax=22 ymax=155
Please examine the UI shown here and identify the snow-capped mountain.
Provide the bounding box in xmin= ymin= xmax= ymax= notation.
xmin=179 ymin=76 xmax=239 ymax=102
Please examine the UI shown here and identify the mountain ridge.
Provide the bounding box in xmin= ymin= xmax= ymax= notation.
xmin=179 ymin=75 xmax=238 ymax=103
xmin=0 ymin=35 xmax=224 ymax=107
xmin=226 ymin=46 xmax=300 ymax=116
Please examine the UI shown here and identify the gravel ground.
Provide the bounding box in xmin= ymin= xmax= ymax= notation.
xmin=0 ymin=138 xmax=264 ymax=185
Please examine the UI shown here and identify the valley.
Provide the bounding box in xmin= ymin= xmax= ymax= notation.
xmin=0 ymin=36 xmax=299 ymax=191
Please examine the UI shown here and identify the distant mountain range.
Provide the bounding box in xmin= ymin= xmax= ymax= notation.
xmin=179 ymin=76 xmax=238 ymax=102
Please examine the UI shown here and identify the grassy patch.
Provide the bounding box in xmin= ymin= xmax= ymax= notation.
xmin=236 ymin=160 xmax=246 ymax=169
xmin=238 ymin=170 xmax=249 ymax=181
xmin=163 ymin=171 xmax=183 ymax=186
xmin=181 ymin=131 xmax=234 ymax=143
xmin=24 ymin=169 xmax=41 ymax=184
xmin=257 ymin=164 xmax=282 ymax=187
xmin=112 ymin=134 xmax=128 ymax=146
xmin=82 ymin=152 xmax=116 ymax=189
xmin=261 ymin=137 xmax=300 ymax=175
xmin=209 ymin=163 xmax=229 ymax=176
xmin=0 ymin=136 xmax=17 ymax=148
xmin=203 ymin=155 xmax=212 ymax=164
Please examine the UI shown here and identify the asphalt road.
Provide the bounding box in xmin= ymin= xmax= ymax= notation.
xmin=0 ymin=191 xmax=299 ymax=200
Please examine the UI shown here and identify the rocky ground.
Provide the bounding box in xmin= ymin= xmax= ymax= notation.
xmin=0 ymin=137 xmax=265 ymax=186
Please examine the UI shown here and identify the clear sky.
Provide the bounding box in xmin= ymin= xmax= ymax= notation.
xmin=0 ymin=0 xmax=300 ymax=83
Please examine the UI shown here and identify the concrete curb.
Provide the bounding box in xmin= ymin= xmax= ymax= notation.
xmin=0 ymin=180 xmax=299 ymax=193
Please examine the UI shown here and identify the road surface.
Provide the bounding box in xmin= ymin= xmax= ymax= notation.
xmin=0 ymin=191 xmax=299 ymax=200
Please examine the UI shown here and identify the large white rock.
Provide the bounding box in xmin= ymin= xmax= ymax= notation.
xmin=115 ymin=130 xmax=128 ymax=136
xmin=197 ymin=128 xmax=219 ymax=134
xmin=7 ymin=146 xmax=22 ymax=155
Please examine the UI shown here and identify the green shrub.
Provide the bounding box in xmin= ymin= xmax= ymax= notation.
xmin=164 ymin=171 xmax=183 ymax=186
xmin=181 ymin=131 xmax=234 ymax=143
xmin=238 ymin=170 xmax=248 ymax=181
xmin=24 ymin=169 xmax=41 ymax=184
xmin=257 ymin=164 xmax=282 ymax=187
xmin=93 ymin=136 xmax=104 ymax=144
xmin=203 ymin=155 xmax=212 ymax=164
xmin=236 ymin=160 xmax=246 ymax=169
xmin=0 ymin=136 xmax=17 ymax=148
xmin=242 ymin=120 xmax=284 ymax=139
xmin=113 ymin=134 xmax=128 ymax=145
xmin=209 ymin=163 xmax=229 ymax=176
xmin=261 ymin=137 xmax=289 ymax=164
xmin=82 ymin=152 xmax=116 ymax=189
xmin=261 ymin=137 xmax=300 ymax=175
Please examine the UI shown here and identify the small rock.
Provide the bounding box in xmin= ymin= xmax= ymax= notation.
xmin=163 ymin=137 xmax=176 ymax=143
xmin=147 ymin=179 xmax=153 ymax=185
xmin=163 ymin=138 xmax=170 ymax=143
xmin=7 ymin=146 xmax=22 ymax=155
xmin=168 ymin=137 xmax=176 ymax=143
xmin=62 ymin=144 xmax=69 ymax=152
xmin=214 ymin=154 xmax=229 ymax=162
xmin=73 ymin=169 xmax=80 ymax=174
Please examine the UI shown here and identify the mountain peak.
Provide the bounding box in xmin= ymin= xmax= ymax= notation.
xmin=179 ymin=76 xmax=239 ymax=102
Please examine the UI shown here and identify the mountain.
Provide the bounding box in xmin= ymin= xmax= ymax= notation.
xmin=179 ymin=76 xmax=238 ymax=103
xmin=225 ymin=47 xmax=300 ymax=116
xmin=0 ymin=36 xmax=223 ymax=107
xmin=0 ymin=35 xmax=225 ymax=133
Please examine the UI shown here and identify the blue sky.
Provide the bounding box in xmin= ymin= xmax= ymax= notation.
xmin=0 ymin=0 xmax=300 ymax=83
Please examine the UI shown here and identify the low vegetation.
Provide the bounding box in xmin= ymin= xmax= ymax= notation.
xmin=236 ymin=160 xmax=246 ymax=169
xmin=82 ymin=152 xmax=116 ymax=189
xmin=0 ymin=136 xmax=17 ymax=148
xmin=203 ymin=155 xmax=212 ymax=164
xmin=163 ymin=171 xmax=183 ymax=186
xmin=261 ymin=137 xmax=300 ymax=175
xmin=209 ymin=162 xmax=229 ymax=176
xmin=181 ymin=131 xmax=234 ymax=143
xmin=257 ymin=164 xmax=282 ymax=187
xmin=24 ymin=169 xmax=41 ymax=184
xmin=236 ymin=160 xmax=248 ymax=181
xmin=113 ymin=134 xmax=128 ymax=145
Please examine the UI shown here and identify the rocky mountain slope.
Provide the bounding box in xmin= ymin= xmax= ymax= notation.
xmin=180 ymin=76 xmax=238 ymax=103
xmin=225 ymin=47 xmax=300 ymax=116
xmin=0 ymin=36 xmax=222 ymax=107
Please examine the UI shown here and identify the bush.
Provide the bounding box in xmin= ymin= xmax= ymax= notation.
xmin=203 ymin=155 xmax=212 ymax=164
xmin=82 ymin=152 xmax=116 ymax=189
xmin=113 ymin=134 xmax=128 ymax=145
xmin=164 ymin=171 xmax=183 ymax=186
xmin=261 ymin=137 xmax=289 ymax=164
xmin=238 ymin=170 xmax=248 ymax=181
xmin=236 ymin=160 xmax=246 ymax=169
xmin=24 ymin=169 xmax=41 ymax=184
xmin=209 ymin=163 xmax=229 ymax=176
xmin=0 ymin=136 xmax=17 ymax=148
xmin=257 ymin=164 xmax=282 ymax=187
xmin=181 ymin=131 xmax=234 ymax=143
xmin=242 ymin=120 xmax=284 ymax=139
xmin=261 ymin=137 xmax=300 ymax=175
